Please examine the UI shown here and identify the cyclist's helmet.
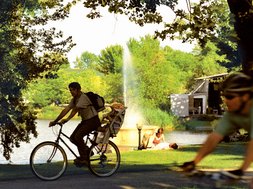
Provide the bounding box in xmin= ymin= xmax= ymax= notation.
xmin=220 ymin=72 xmax=253 ymax=96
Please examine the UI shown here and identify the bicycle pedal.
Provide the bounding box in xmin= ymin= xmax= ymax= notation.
xmin=74 ymin=161 xmax=86 ymax=167
xmin=74 ymin=159 xmax=88 ymax=167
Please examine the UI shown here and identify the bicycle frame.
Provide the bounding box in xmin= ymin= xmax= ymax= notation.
xmin=30 ymin=122 xmax=122 ymax=180
xmin=53 ymin=123 xmax=96 ymax=159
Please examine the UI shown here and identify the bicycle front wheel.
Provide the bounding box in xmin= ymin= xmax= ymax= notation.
xmin=30 ymin=141 xmax=67 ymax=181
xmin=88 ymin=140 xmax=120 ymax=177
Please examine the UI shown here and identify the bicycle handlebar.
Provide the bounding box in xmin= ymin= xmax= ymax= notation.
xmin=49 ymin=122 xmax=63 ymax=128
xmin=55 ymin=122 xmax=63 ymax=127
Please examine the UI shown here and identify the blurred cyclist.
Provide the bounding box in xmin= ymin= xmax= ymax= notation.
xmin=181 ymin=72 xmax=253 ymax=179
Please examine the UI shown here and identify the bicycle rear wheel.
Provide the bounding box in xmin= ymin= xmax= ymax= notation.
xmin=88 ymin=140 xmax=120 ymax=177
xmin=30 ymin=141 xmax=67 ymax=181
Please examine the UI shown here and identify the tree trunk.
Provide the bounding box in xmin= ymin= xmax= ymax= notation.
xmin=227 ymin=0 xmax=253 ymax=73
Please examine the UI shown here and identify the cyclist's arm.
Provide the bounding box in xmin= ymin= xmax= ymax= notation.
xmin=49 ymin=106 xmax=72 ymax=126
xmin=193 ymin=112 xmax=234 ymax=164
xmin=193 ymin=132 xmax=223 ymax=164
xmin=240 ymin=139 xmax=253 ymax=171
xmin=64 ymin=107 xmax=78 ymax=121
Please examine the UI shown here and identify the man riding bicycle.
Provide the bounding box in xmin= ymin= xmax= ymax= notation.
xmin=181 ymin=72 xmax=253 ymax=179
xmin=49 ymin=82 xmax=101 ymax=165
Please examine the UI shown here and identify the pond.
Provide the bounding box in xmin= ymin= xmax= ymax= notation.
xmin=0 ymin=120 xmax=209 ymax=165
xmin=0 ymin=120 xmax=80 ymax=165
xmin=166 ymin=131 xmax=208 ymax=145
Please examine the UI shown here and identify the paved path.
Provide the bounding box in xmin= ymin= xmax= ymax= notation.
xmin=0 ymin=165 xmax=251 ymax=189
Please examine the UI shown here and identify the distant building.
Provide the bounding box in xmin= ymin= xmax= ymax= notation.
xmin=170 ymin=73 xmax=228 ymax=117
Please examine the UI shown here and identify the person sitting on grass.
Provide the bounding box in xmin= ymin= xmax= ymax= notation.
xmin=142 ymin=128 xmax=178 ymax=150
xmin=152 ymin=128 xmax=165 ymax=146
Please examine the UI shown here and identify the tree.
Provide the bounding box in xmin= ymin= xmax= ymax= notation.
xmin=81 ymin=0 xmax=253 ymax=72
xmin=192 ymin=42 xmax=228 ymax=76
xmin=227 ymin=0 xmax=253 ymax=73
xmin=128 ymin=36 xmax=184 ymax=107
xmin=97 ymin=45 xmax=123 ymax=75
xmin=73 ymin=51 xmax=99 ymax=69
xmin=0 ymin=0 xmax=75 ymax=160
xmin=102 ymin=73 xmax=124 ymax=103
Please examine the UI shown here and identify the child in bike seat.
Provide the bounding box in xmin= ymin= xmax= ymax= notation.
xmin=100 ymin=102 xmax=125 ymax=136
xmin=103 ymin=102 xmax=124 ymax=120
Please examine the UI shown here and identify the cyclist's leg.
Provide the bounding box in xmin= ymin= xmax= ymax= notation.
xmin=70 ymin=122 xmax=89 ymax=160
xmin=70 ymin=116 xmax=100 ymax=160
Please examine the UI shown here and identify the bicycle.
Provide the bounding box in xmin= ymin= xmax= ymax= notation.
xmin=30 ymin=107 xmax=126 ymax=181
xmin=167 ymin=162 xmax=252 ymax=188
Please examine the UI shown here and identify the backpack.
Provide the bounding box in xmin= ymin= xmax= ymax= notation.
xmin=85 ymin=92 xmax=105 ymax=112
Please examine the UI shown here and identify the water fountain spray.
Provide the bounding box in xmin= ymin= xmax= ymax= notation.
xmin=122 ymin=43 xmax=145 ymax=128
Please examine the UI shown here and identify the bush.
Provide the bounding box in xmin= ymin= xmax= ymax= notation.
xmin=142 ymin=105 xmax=177 ymax=130
xmin=37 ymin=106 xmax=63 ymax=119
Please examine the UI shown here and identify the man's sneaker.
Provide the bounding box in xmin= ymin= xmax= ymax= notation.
xmin=74 ymin=158 xmax=88 ymax=167
xmin=179 ymin=161 xmax=196 ymax=172
xmin=221 ymin=169 xmax=243 ymax=179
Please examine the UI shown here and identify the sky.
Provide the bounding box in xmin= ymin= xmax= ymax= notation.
xmin=51 ymin=2 xmax=195 ymax=64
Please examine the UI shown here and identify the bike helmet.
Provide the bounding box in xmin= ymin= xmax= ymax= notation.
xmin=220 ymin=72 xmax=253 ymax=96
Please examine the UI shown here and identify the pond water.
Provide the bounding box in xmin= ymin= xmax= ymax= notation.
xmin=0 ymin=120 xmax=80 ymax=165
xmin=165 ymin=131 xmax=208 ymax=145
xmin=0 ymin=120 xmax=209 ymax=165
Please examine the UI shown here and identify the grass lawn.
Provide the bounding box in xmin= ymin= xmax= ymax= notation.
xmin=0 ymin=141 xmax=251 ymax=189
xmin=120 ymin=142 xmax=248 ymax=170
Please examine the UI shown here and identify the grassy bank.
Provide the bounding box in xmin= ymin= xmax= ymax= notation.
xmin=36 ymin=106 xmax=80 ymax=120
xmin=37 ymin=106 xmax=178 ymax=130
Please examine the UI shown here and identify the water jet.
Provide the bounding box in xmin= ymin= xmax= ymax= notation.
xmin=112 ymin=44 xmax=158 ymax=150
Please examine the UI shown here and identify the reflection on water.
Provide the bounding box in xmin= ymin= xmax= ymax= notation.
xmin=112 ymin=126 xmax=158 ymax=148
xmin=0 ymin=120 xmax=209 ymax=165
xmin=165 ymin=131 xmax=208 ymax=145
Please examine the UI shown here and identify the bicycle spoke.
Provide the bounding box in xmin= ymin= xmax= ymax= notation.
xmin=88 ymin=141 xmax=120 ymax=177
xmin=30 ymin=142 xmax=67 ymax=181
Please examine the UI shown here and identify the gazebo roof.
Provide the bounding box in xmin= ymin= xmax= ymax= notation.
xmin=195 ymin=73 xmax=228 ymax=80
